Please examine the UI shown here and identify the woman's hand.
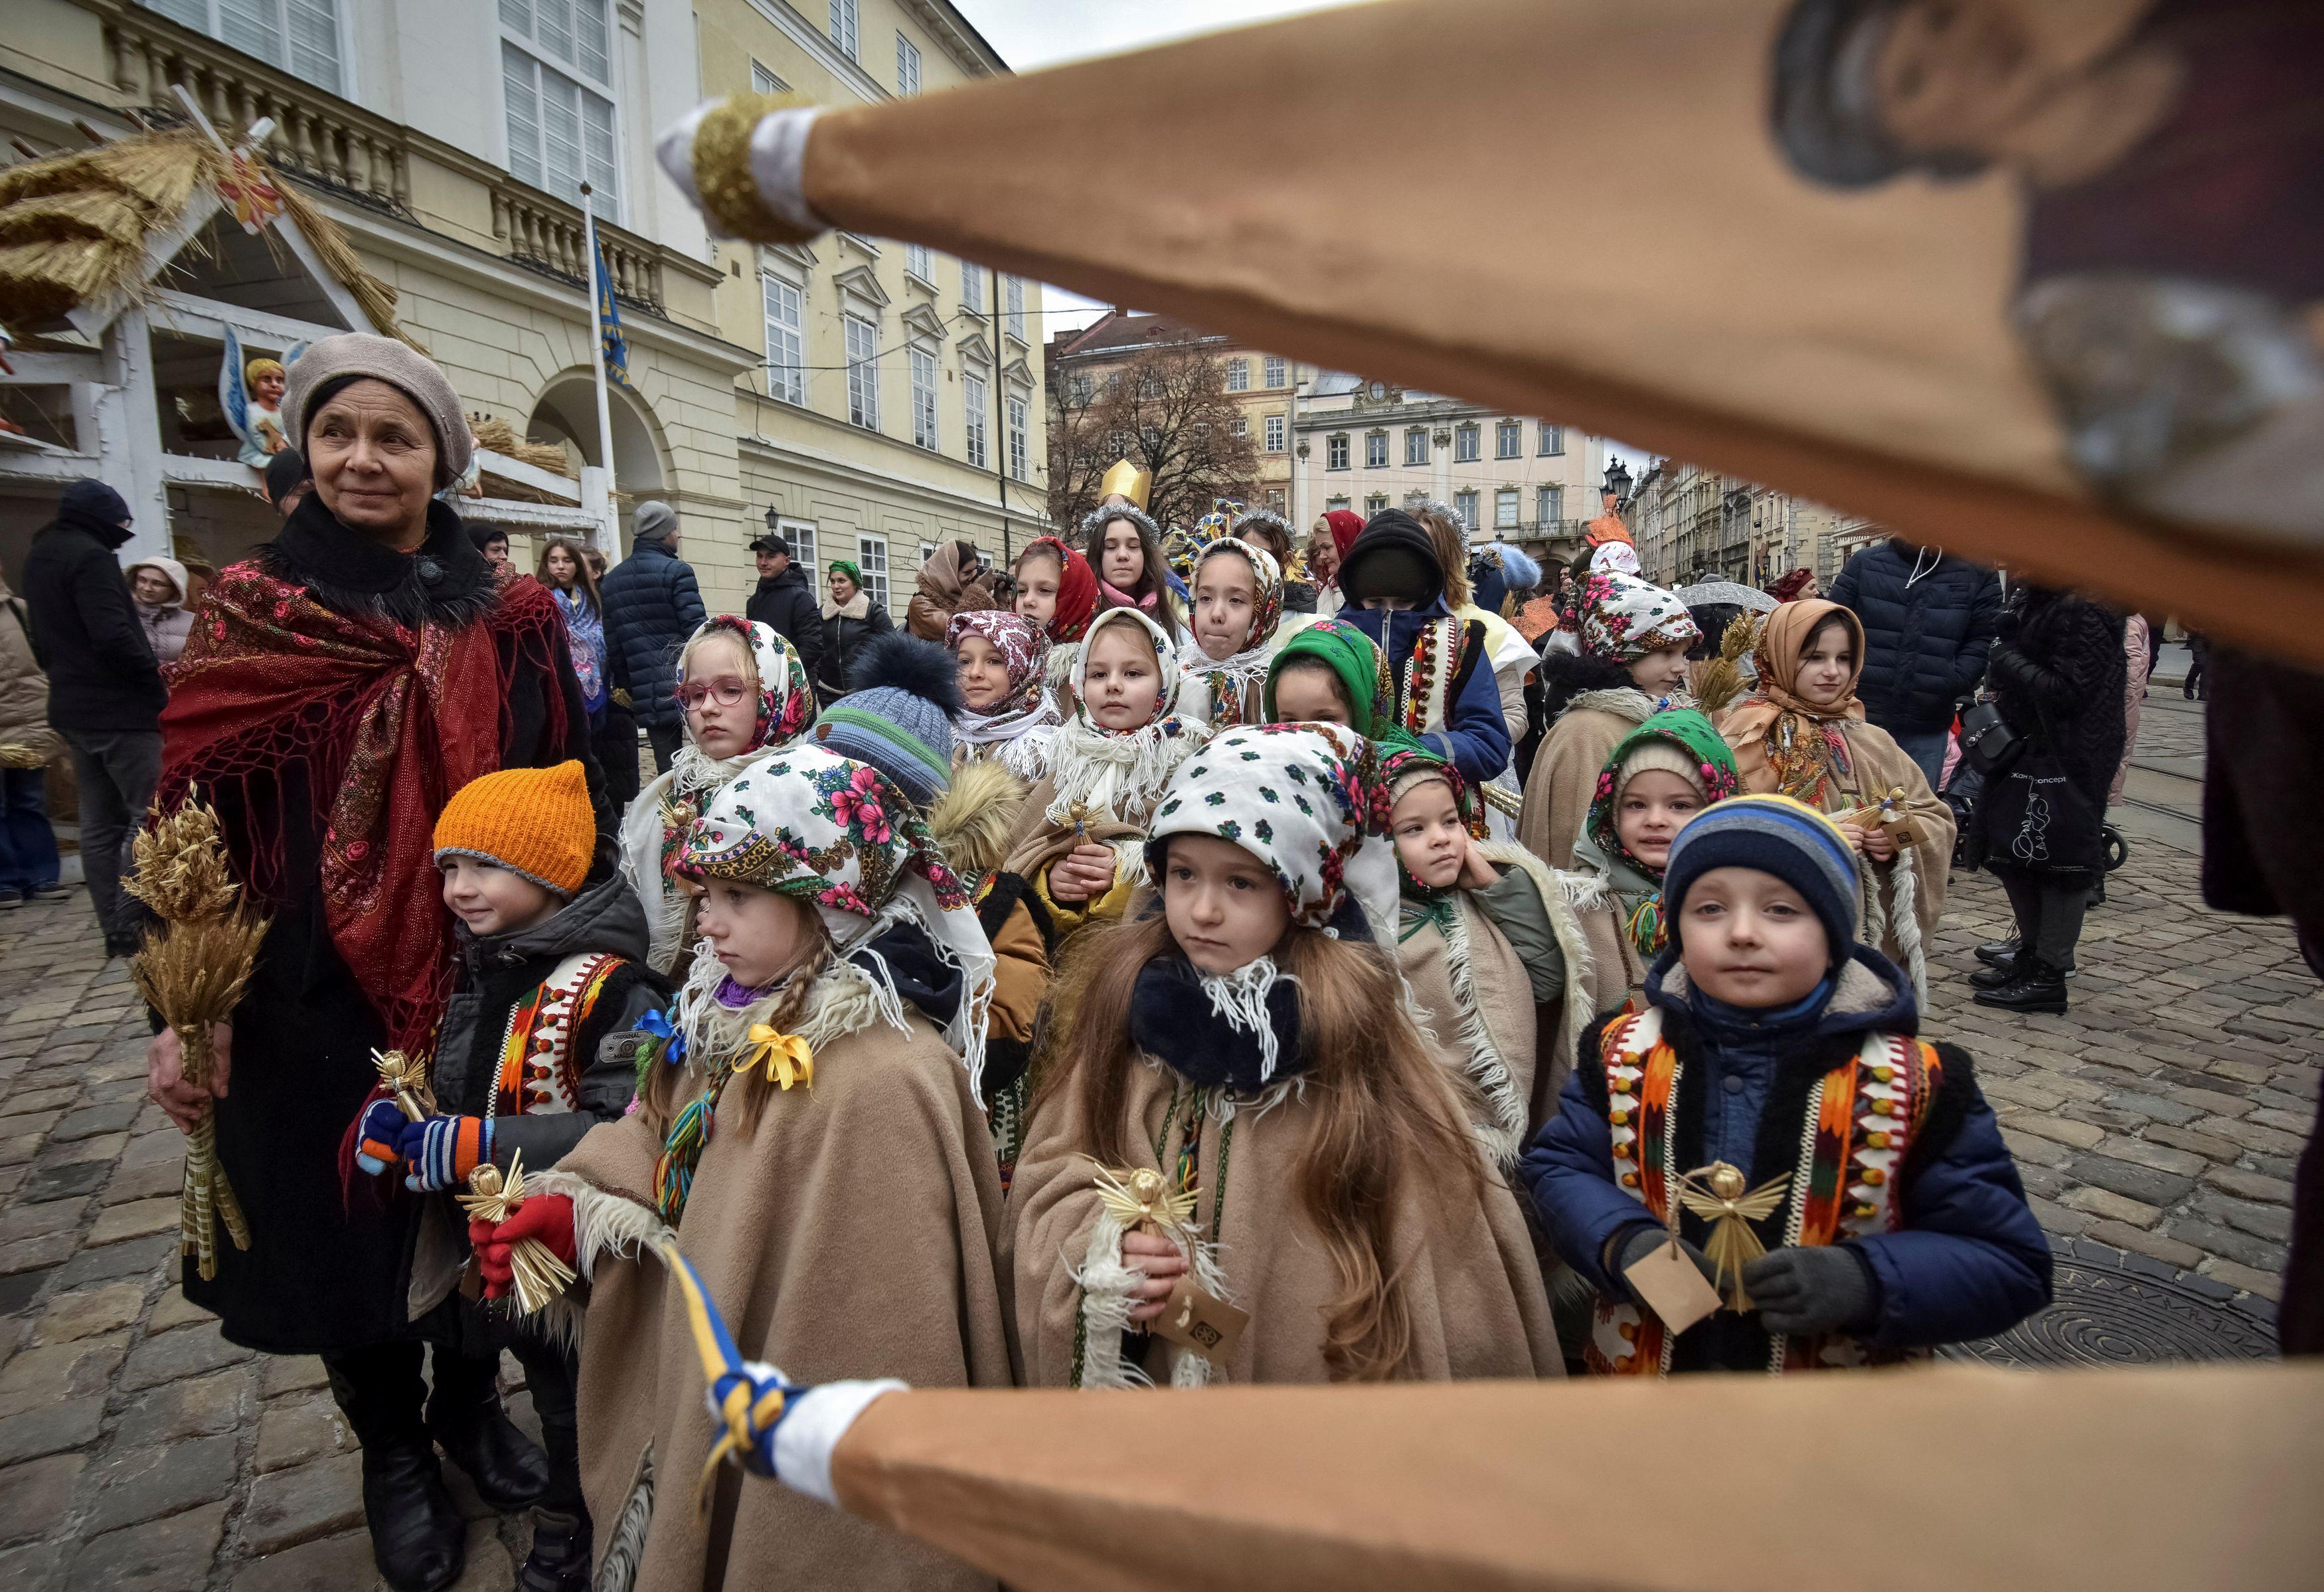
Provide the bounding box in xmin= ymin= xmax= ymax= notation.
xmin=1048 ymin=843 xmax=1116 ymax=905
xmin=1121 ymin=1228 xmax=1191 ymax=1324
xmin=469 ymin=1194 xmax=578 ymax=1302
xmin=1860 ymin=824 xmax=1898 ymax=862
xmin=147 ymin=1023 xmax=232 ymax=1133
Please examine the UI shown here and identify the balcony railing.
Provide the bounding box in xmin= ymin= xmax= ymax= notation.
xmin=88 ymin=0 xmax=679 ymax=313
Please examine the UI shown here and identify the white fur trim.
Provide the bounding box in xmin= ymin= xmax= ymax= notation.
xmin=773 ymin=1379 xmax=906 ymax=1506
xmin=1440 ymin=897 xmax=1529 ymax=1167
xmin=654 ymin=107 xmax=710 ymax=215
xmin=595 ymin=1445 xmax=655 ymax=1592
xmin=1485 ymin=841 xmax=1597 ymax=1075
xmin=746 ymin=108 xmax=826 ymax=234
xmin=1068 ymin=1211 xmax=1150 ymax=1389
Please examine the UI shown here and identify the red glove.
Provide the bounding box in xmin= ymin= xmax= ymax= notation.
xmin=469 ymin=1194 xmax=576 ymax=1300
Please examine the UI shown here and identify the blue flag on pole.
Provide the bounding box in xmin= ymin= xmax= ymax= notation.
xmin=594 ymin=234 xmax=631 ymax=389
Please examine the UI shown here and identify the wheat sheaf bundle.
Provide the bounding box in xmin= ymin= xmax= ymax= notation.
xmin=126 ymin=798 xmax=268 ymax=1281
xmin=1692 ymin=611 xmax=1762 ymax=719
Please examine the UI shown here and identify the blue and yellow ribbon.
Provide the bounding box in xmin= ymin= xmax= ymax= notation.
xmin=657 ymin=1239 xmax=809 ymax=1516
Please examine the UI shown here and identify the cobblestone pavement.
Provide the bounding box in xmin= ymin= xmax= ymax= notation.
xmin=0 ymin=693 xmax=2313 ymax=1587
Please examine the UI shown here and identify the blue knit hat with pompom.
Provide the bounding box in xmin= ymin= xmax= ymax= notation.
xmin=811 ymin=632 xmax=963 ymax=807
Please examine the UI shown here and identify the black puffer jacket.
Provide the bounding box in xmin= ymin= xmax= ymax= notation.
xmin=1829 ymin=541 xmax=2002 ymax=735
xmin=600 ymin=533 xmax=706 ymax=729
xmin=746 ymin=561 xmax=825 ymax=682
xmin=23 ymin=493 xmax=165 ymax=733
xmin=1979 ymin=588 xmax=2126 ymax=881
xmin=815 ymin=594 xmax=894 ymax=704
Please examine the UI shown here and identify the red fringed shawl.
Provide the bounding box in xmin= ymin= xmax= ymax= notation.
xmin=159 ymin=561 xmax=568 ymax=1053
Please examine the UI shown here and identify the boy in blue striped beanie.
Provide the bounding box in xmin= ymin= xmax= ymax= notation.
xmin=1523 ymin=794 xmax=2050 ymax=1375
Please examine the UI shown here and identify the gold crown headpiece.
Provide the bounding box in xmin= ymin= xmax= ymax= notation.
xmin=1100 ymin=458 xmax=1153 ymax=511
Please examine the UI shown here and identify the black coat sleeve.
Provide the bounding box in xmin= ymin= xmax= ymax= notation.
xmin=787 ymin=586 xmax=827 ymax=681
xmin=1947 ymin=570 xmax=2003 ymax=700
xmin=76 ymin=553 xmax=163 ymax=687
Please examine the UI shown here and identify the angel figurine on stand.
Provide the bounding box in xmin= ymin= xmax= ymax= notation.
xmin=1675 ymin=1162 xmax=1793 ymax=1313
xmin=220 ymin=325 xmax=306 ymax=472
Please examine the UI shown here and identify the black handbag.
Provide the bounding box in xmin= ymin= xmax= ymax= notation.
xmin=1956 ymin=698 xmax=2023 ymax=776
xmin=1980 ymin=701 xmax=2106 ymax=875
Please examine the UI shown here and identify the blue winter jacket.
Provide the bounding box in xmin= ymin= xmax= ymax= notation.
xmin=1343 ymin=599 xmax=1511 ymax=786
xmin=1828 ymin=540 xmax=2003 ymax=736
xmin=599 ymin=534 xmax=706 ymax=729
xmin=1523 ymin=945 xmax=2050 ymax=1366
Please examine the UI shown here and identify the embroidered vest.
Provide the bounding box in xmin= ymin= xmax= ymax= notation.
xmin=1584 ymin=1006 xmax=1942 ymax=1376
xmin=1396 ymin=616 xmax=1463 ymax=738
xmin=489 ymin=951 xmax=627 ymax=1122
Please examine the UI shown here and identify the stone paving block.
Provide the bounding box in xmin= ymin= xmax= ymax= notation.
xmin=2161 ymin=1086 xmax=2250 ymax=1119
xmin=48 ymin=1102 xmax=137 ymax=1144
xmin=2197 ymin=1115 xmax=2304 ymax=1156
xmin=241 ymin=1451 xmax=365 ymax=1555
xmin=2248 ymin=1106 xmax=2312 ymax=1136
xmin=0 ymin=1195 xmax=88 ymax=1245
xmin=31 ymin=1280 xmax=145 ymax=1345
xmin=0 ymin=1265 xmax=51 ymax=1317
xmin=0 ymin=1132 xmax=46 ymax=1169
xmin=2001 ymin=1114 xmax=2105 ymax=1150
xmin=2062 ymin=1186 xmax=2161 ymax=1227
xmin=2141 ymin=1123 xmax=2242 ymax=1164
xmin=15 ymin=1158 xmax=112 ymax=1205
xmin=2097 ymin=1091 xmax=2208 ymax=1128
xmin=0 ymin=1164 xmax=26 ymax=1197
xmin=2197 ymin=1257 xmax=2286 ymax=1302
xmin=86 ymin=1198 xmax=180 ymax=1249
xmin=0 ymin=1335 xmax=127 ymax=1419
xmin=2014 ymin=1162 xmax=2069 ymax=1201
xmin=1997 ymin=1126 xmax=2073 ymax=1170
xmin=118 ymin=1131 xmax=185 ymax=1171
xmin=61 ymin=1499 xmax=226 ymax=1592
xmin=0 ymin=1453 xmax=87 ymax=1544
xmin=52 ymin=1232 xmax=175 ymax=1290
xmin=37 ymin=1130 xmax=126 ymax=1167
xmin=230 ymin=1529 xmax=378 ymax=1592
xmin=2162 ymin=1217 xmax=2287 ymax=1273
xmin=2204 ymin=1167 xmax=2294 ymax=1205
xmin=98 ymin=1160 xmax=182 ymax=1206
xmin=2079 ymin=1219 xmax=2205 ymax=1271
xmin=264 ymin=1355 xmax=332 ymax=1399
xmin=146 ymin=1288 xmax=215 ymax=1333
xmin=78 ymin=1431 xmax=236 ymax=1535
xmin=448 ymin=1518 xmax=513 ymax=1591
xmin=2065 ymin=1153 xmax=2197 ymax=1209
xmin=256 ymin=1391 xmax=355 ymax=1474
xmin=0 ymin=1086 xmax=75 ymax=1120
xmin=2193 ymin=1192 xmax=2293 ymax=1245
xmin=0 ymin=1108 xmax=64 ymax=1142
xmin=110 ymin=1367 xmax=250 ymax=1448
xmin=2092 ymin=1134 xmax=2208 ymax=1178
xmin=120 ymin=1324 xmax=254 ymax=1392
xmin=0 ymin=1539 xmax=66 ymax=1587
xmin=2025 ymin=1194 xmax=2090 ymax=1236
xmin=0 ymin=1395 xmax=104 ymax=1466
xmin=0 ymin=1231 xmax=77 ymax=1278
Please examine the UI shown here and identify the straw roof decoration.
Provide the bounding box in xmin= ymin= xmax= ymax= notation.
xmin=0 ymin=126 xmax=415 ymax=350
xmin=471 ymin=416 xmax=585 ymax=503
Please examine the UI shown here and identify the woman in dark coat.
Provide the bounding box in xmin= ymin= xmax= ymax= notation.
xmin=146 ymin=335 xmax=602 ymax=1592
xmin=814 ymin=557 xmax=894 ymax=703
xmin=1972 ymin=584 xmax=2126 ymax=1014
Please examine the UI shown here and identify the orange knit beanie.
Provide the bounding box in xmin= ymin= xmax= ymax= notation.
xmin=432 ymin=760 xmax=592 ymax=897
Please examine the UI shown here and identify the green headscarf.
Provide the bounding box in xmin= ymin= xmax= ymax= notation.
xmin=1264 ymin=617 xmax=1392 ymax=737
xmin=1580 ymin=709 xmax=1738 ymax=958
xmin=828 ymin=559 xmax=863 ymax=588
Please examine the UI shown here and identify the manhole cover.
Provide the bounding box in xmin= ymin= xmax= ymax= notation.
xmin=1942 ymin=1253 xmax=2276 ymax=1368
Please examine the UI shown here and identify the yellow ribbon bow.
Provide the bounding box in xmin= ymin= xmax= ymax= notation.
xmin=740 ymin=1024 xmax=814 ymax=1091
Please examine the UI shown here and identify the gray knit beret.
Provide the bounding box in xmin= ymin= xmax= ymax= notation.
xmin=283 ymin=333 xmax=473 ymax=488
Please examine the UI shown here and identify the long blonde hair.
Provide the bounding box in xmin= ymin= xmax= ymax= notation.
xmin=637 ymin=909 xmax=832 ymax=1134
xmin=1037 ymin=911 xmax=1483 ymax=1381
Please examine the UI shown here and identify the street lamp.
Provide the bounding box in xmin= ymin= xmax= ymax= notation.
xmin=1604 ymin=458 xmax=1632 ymax=504
xmin=764 ymin=506 xmax=780 ymax=534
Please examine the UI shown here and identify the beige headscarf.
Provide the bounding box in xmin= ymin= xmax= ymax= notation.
xmin=1718 ymin=599 xmax=1865 ymax=806
xmin=916 ymin=539 xmax=980 ymax=608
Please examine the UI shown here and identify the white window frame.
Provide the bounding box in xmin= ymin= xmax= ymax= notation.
xmin=1365 ymin=493 xmax=1388 ymax=519
xmin=1495 ymin=487 xmax=1520 ymax=529
xmin=1538 ymin=422 xmax=1564 ymax=456
xmin=154 ymin=0 xmax=347 ymax=94
xmin=1264 ymin=414 xmax=1285 ymax=453
xmin=896 ymin=32 xmax=922 ymax=95
xmin=761 ymin=272 xmax=805 ymax=405
xmin=920 ymin=540 xmax=939 ymax=567
xmin=1325 ymin=494 xmax=1351 ymax=513
xmin=1007 ymin=394 xmax=1030 ymax=482
xmin=499 ymin=0 xmax=619 ymax=221
xmin=1404 ymin=427 xmax=1428 ymax=467
xmin=963 ymin=372 xmax=989 ymax=468
xmin=910 ymin=345 xmax=939 ymax=450
xmin=1263 ymin=355 xmax=1287 ymax=389
xmin=780 ymin=519 xmax=818 ymax=575
xmin=1230 ymin=415 xmax=1248 ymax=439
xmin=1454 ymin=424 xmax=1480 ymax=463
xmin=1455 ymin=488 xmax=1480 ymax=529
xmin=1495 ymin=418 xmax=1521 ymax=460
xmin=1264 ymin=489 xmax=1286 ymax=513
xmin=750 ymin=59 xmax=790 ymax=95
xmin=856 ymin=533 xmax=890 ymax=609
xmin=1536 ymin=483 xmax=1563 ymax=524
xmin=1003 ymin=275 xmax=1026 ymax=342
xmin=962 ymin=262 xmax=984 ymax=313
xmin=1224 ymin=358 xmax=1250 ymax=393
xmin=829 ymin=0 xmax=859 ymax=60
xmin=1326 ymin=434 xmax=1350 ymax=471
xmin=844 ymin=313 xmax=880 ymax=431
xmin=904 ymin=242 xmax=935 ymax=284
xmin=1364 ymin=431 xmax=1388 ymax=469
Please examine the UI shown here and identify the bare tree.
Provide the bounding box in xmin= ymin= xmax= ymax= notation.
xmin=1047 ymin=335 xmax=1258 ymax=533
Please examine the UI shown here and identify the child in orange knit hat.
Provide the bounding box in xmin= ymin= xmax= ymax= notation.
xmin=353 ymin=759 xmax=667 ymax=1592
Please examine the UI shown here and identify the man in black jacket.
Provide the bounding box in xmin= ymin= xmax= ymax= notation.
xmin=598 ymin=501 xmax=705 ymax=774
xmin=745 ymin=532 xmax=825 ymax=683
xmin=23 ymin=479 xmax=166 ymax=956
xmin=1829 ymin=539 xmax=2003 ymax=789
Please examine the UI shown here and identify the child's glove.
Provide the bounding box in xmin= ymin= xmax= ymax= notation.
xmin=1610 ymin=1224 xmax=1715 ymax=1302
xmin=1742 ymin=1245 xmax=1879 ymax=1337
xmin=399 ymin=1114 xmax=493 ymax=1193
xmin=354 ymin=1099 xmax=410 ymax=1176
xmin=469 ymin=1195 xmax=577 ymax=1301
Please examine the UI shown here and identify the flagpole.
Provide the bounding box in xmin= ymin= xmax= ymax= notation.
xmin=580 ymin=183 xmax=621 ymax=557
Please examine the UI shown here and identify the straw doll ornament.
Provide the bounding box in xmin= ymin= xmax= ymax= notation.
xmin=1716 ymin=600 xmax=1953 ymax=1002
xmin=475 ymin=745 xmax=1011 ymax=1592
xmin=1006 ymin=723 xmax=1560 ymax=1389
xmin=619 ymin=617 xmax=814 ymax=974
xmin=1179 ymin=534 xmax=1286 ymax=732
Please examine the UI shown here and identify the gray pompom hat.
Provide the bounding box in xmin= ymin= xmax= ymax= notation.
xmin=282 ymin=333 xmax=473 ymax=488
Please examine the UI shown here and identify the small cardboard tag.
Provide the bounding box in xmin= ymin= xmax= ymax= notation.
xmin=1148 ymin=1275 xmax=1250 ymax=1366
xmin=1623 ymin=1238 xmax=1722 ymax=1336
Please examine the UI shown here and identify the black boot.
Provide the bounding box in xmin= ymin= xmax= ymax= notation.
xmin=426 ymin=1349 xmax=549 ymax=1513
xmin=1969 ymin=954 xmax=2022 ymax=991
xmin=519 ymin=1508 xmax=594 ymax=1592
xmin=326 ymin=1348 xmax=465 ymax=1592
xmin=1974 ymin=956 xmax=2070 ymax=1014
xmin=1974 ymin=935 xmax=2021 ymax=966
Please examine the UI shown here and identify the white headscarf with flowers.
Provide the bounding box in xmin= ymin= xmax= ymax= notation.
xmin=1044 ymin=605 xmax=1205 ymax=836
xmin=621 ymin=617 xmax=815 ymax=972
xmin=681 ymin=745 xmax=996 ymax=1092
xmin=1580 ymin=570 xmax=1700 ymax=662
xmin=1180 ymin=537 xmax=1286 ymax=731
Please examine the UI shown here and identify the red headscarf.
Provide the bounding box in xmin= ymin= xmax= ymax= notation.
xmin=1024 ymin=535 xmax=1098 ymax=643
xmin=1322 ymin=510 xmax=1365 ymax=588
xmin=1766 ymin=568 xmax=1817 ymax=604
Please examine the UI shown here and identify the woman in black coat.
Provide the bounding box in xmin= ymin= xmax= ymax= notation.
xmin=1971 ymin=584 xmax=2126 ymax=1014
xmin=815 ymin=557 xmax=894 ymax=703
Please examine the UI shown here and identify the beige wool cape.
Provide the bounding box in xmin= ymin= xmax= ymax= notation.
xmin=1515 ymin=686 xmax=1665 ymax=869
xmin=533 ymin=968 xmax=1015 ymax=1592
xmin=1006 ymin=1055 xmax=1563 ymax=1389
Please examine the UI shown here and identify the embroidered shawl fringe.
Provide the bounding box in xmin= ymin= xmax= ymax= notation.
xmin=595 ymin=1445 xmax=655 ymax=1592
xmin=1042 ymin=716 xmax=1203 ymax=832
xmin=1879 ymin=855 xmax=1928 ymax=1008
xmin=1070 ymin=1211 xmax=1152 ymax=1390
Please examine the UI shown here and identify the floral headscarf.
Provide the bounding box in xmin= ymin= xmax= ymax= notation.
xmin=947 ymin=609 xmax=1060 ymax=780
xmin=1720 ymin=599 xmax=1866 ymax=808
xmin=1264 ymin=617 xmax=1392 ymax=737
xmin=681 ymin=745 xmax=996 ymax=1089
xmin=1590 ymin=541 xmax=1643 ymax=578
xmin=1185 ymin=536 xmax=1285 ymax=729
xmin=1046 ymin=605 xmax=1201 ymax=832
xmin=1378 ymin=728 xmax=1487 ymax=865
xmin=677 ymin=615 xmax=813 ymax=753
xmin=1579 ymin=571 xmax=1699 ymax=662
xmin=1582 ymin=709 xmax=1740 ymax=957
xmin=1021 ymin=535 xmax=1098 ymax=644
xmin=1147 ymin=723 xmax=1393 ymax=932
